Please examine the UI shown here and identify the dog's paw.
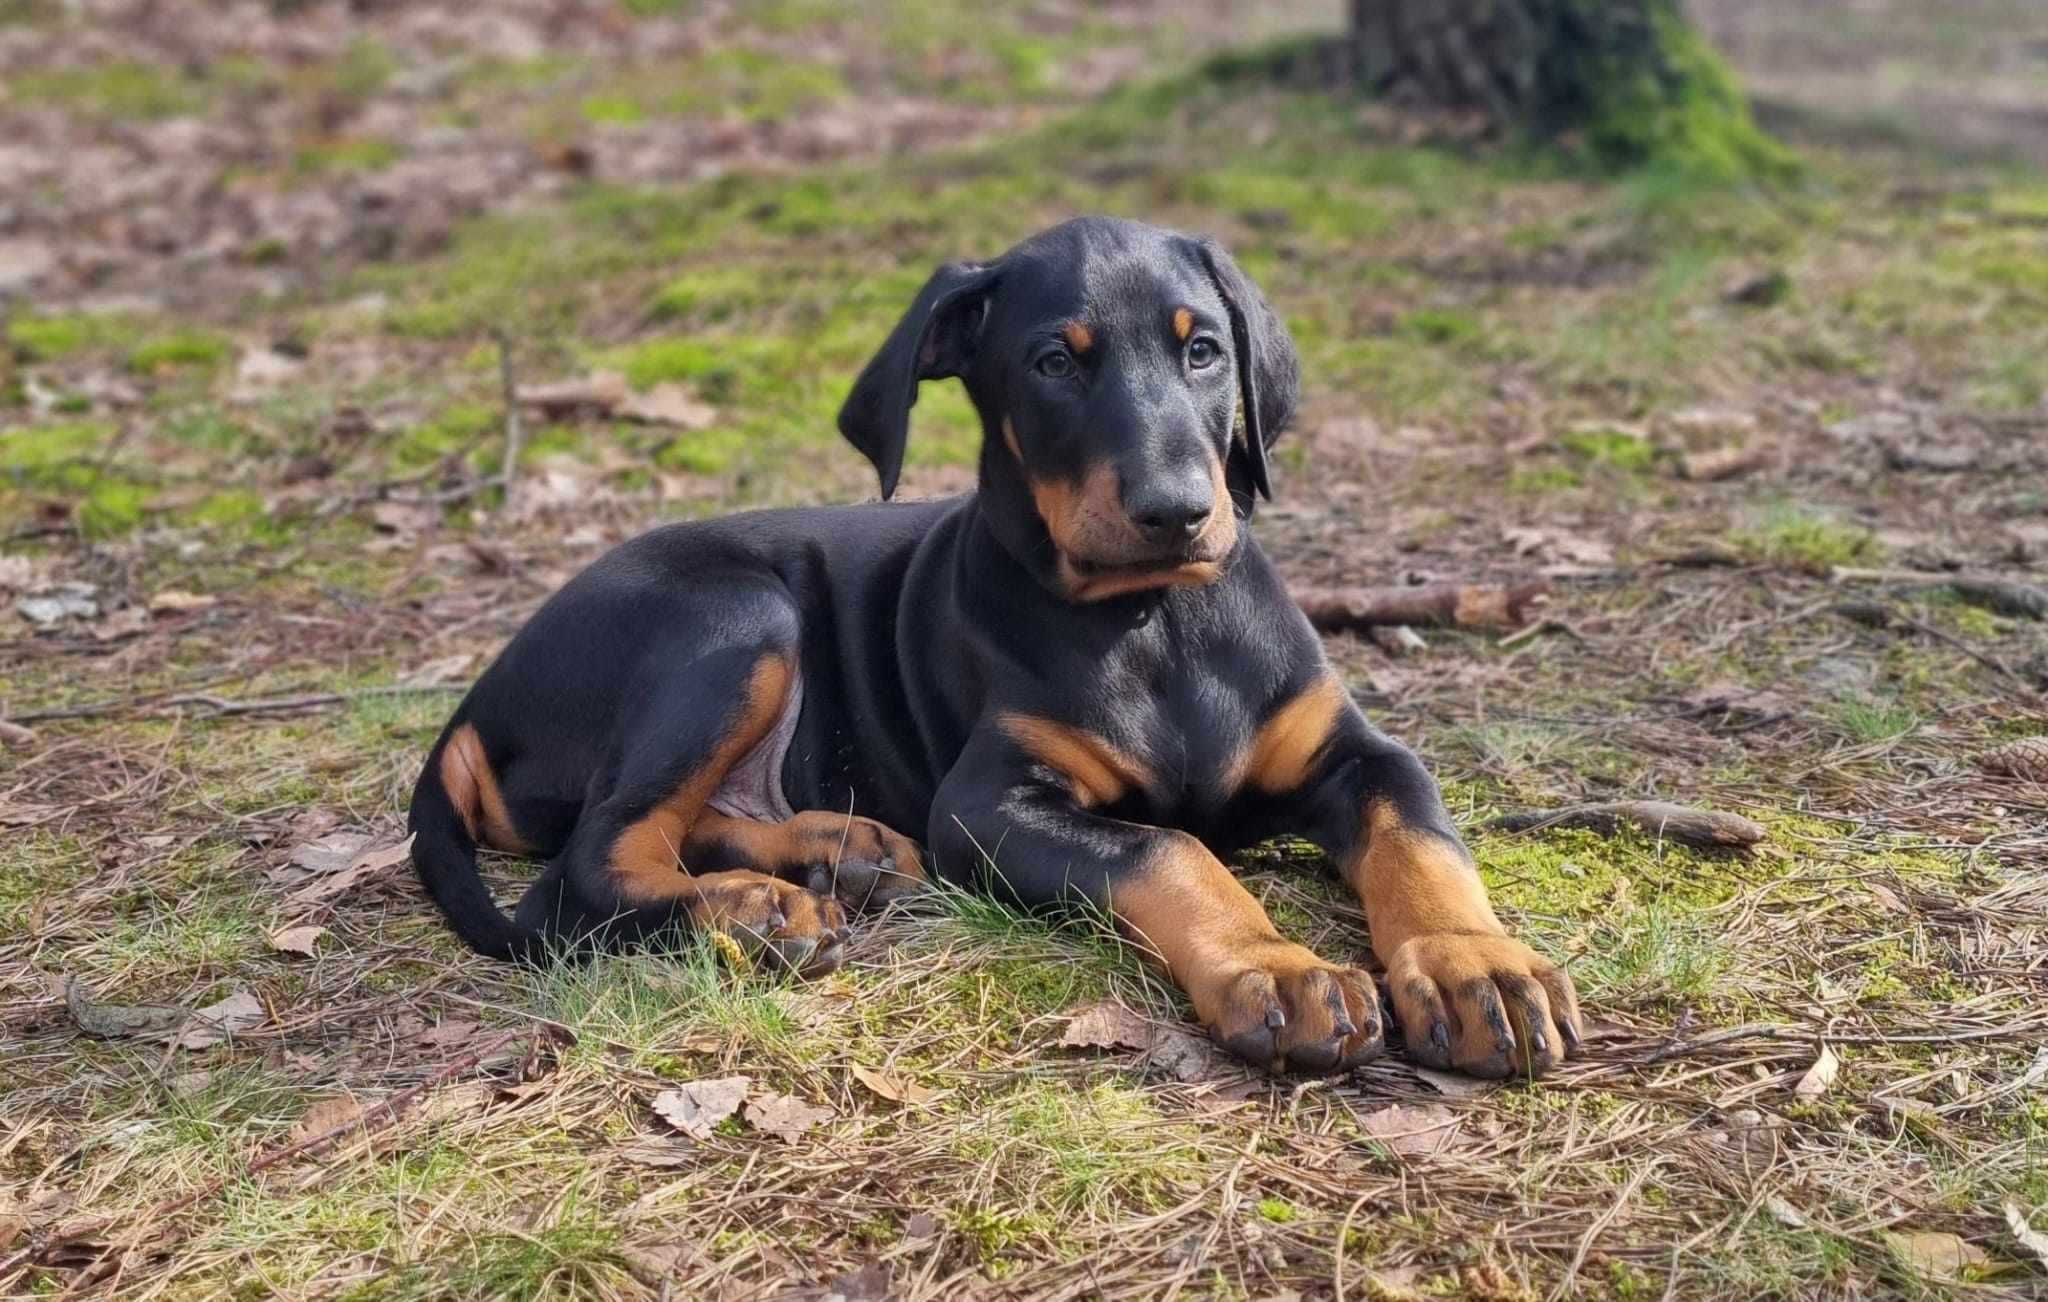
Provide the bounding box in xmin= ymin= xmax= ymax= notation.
xmin=1383 ymin=932 xmax=1582 ymax=1078
xmin=1200 ymin=941 xmax=1383 ymax=1074
xmin=690 ymin=874 xmax=850 ymax=978
xmin=789 ymin=814 xmax=929 ymax=912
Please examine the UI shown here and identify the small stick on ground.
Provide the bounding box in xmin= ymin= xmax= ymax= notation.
xmin=492 ymin=327 xmax=525 ymax=502
xmin=1293 ymin=580 xmax=1550 ymax=632
xmin=1486 ymin=800 xmax=1767 ymax=851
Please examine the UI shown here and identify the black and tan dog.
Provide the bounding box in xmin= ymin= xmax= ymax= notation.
xmin=409 ymin=216 xmax=1582 ymax=1078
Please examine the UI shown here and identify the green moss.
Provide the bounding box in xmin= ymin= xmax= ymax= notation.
xmin=1732 ymin=505 xmax=1882 ymax=574
xmin=186 ymin=489 xmax=269 ymax=530
xmin=128 ymin=331 xmax=231 ymax=373
xmin=1256 ymin=1197 xmax=1299 ymax=1224
xmin=9 ymin=314 xmax=98 ymax=360
xmin=5 ymin=420 xmax=110 ymax=482
xmin=77 ymin=480 xmax=151 ymax=537
xmin=9 ymin=59 xmax=205 ymax=119
xmin=1561 ymin=425 xmax=1658 ymax=472
xmin=1508 ymin=465 xmax=1583 ymax=495
xmin=291 ymin=136 xmax=401 ymax=176
xmin=1397 ymin=307 xmax=1483 ymax=346
xmin=1570 ymin=5 xmax=1801 ymax=182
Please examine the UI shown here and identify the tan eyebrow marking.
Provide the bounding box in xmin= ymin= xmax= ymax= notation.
xmin=1062 ymin=321 xmax=1094 ymax=353
xmin=1172 ymin=307 xmax=1194 ymax=341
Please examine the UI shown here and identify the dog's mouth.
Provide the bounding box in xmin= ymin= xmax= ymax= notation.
xmin=1054 ymin=540 xmax=1231 ymax=601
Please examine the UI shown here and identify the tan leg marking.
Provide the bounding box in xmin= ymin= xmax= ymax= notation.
xmin=688 ymin=809 xmax=928 ymax=910
xmin=1233 ymin=674 xmax=1347 ymax=796
xmin=997 ymin=713 xmax=1152 ymax=808
xmin=609 ymin=656 xmax=793 ymax=905
xmin=1171 ymin=306 xmax=1194 ymax=342
xmin=1113 ymin=835 xmax=1380 ymax=1073
xmin=1344 ymin=800 xmax=1580 ymax=1078
xmin=440 ymin=723 xmax=531 ymax=853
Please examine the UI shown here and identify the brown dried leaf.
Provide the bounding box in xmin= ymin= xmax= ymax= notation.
xmin=2005 ymin=1202 xmax=2048 ymax=1266
xmin=850 ymin=1064 xmax=935 ymax=1106
xmin=287 ymin=1096 xmax=366 ymax=1148
xmin=1060 ymin=999 xmax=1152 ymax=1051
xmin=652 ymin=1076 xmax=751 ymax=1138
xmin=174 ymin=990 xmax=266 ymax=1050
xmin=743 ymin=1090 xmax=835 ymax=1142
xmin=1793 ymin=1044 xmax=1840 ymax=1100
xmin=274 ymin=831 xmax=374 ymax=882
xmin=1883 ymin=1230 xmax=1991 ymax=1282
xmin=148 ymin=589 xmax=217 ymax=614
xmin=617 ymin=382 xmax=716 ymax=429
xmin=285 ymin=834 xmax=414 ymax=905
xmin=1358 ymin=1102 xmax=1462 ymax=1157
xmin=267 ymin=924 xmax=328 ymax=956
xmin=1405 ymin=1064 xmax=1497 ymax=1099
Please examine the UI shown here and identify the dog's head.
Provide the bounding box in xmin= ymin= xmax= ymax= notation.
xmin=838 ymin=217 xmax=1299 ymax=602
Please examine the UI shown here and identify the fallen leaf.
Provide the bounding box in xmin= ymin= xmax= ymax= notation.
xmin=147 ymin=589 xmax=217 ymax=614
xmin=369 ymin=500 xmax=439 ymax=540
xmin=1060 ymin=999 xmax=1152 ymax=1051
xmin=284 ymin=834 xmax=414 ymax=905
xmin=2005 ymin=1202 xmax=2048 ymax=1266
xmin=652 ymin=1076 xmax=751 ymax=1138
xmin=89 ymin=606 xmax=150 ymax=642
xmin=417 ymin=1081 xmax=497 ymax=1125
xmin=617 ymin=382 xmax=716 ymax=429
xmin=64 ymin=978 xmax=186 ymax=1039
xmin=903 ymin=1212 xmax=938 ymax=1241
xmin=823 ymin=1263 xmax=892 ymax=1301
xmin=231 ymin=346 xmax=304 ymax=400
xmin=274 ymin=831 xmax=374 ymax=881
xmin=1883 ymin=1229 xmax=1991 ymax=1282
xmin=174 ymin=990 xmax=267 ymax=1050
xmin=744 ymin=1090 xmax=835 ymax=1142
xmin=1405 ymin=1064 xmax=1497 ymax=1099
xmin=1793 ymin=1044 xmax=1840 ymax=1100
xmin=850 ymin=1064 xmax=935 ymax=1106
xmin=16 ymin=582 xmax=99 ymax=626
xmin=1764 ymin=1194 xmax=1810 ymax=1228
xmin=287 ymin=1096 xmax=366 ymax=1148
xmin=0 ymin=554 xmax=41 ymax=592
xmin=0 ymin=719 xmax=37 ymax=749
xmin=1358 ymin=1102 xmax=1461 ymax=1157
xmin=517 ymin=370 xmax=630 ymax=417
xmin=267 ymin=924 xmax=328 ymax=956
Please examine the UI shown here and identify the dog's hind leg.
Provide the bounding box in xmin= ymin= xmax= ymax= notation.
xmin=512 ymin=630 xmax=850 ymax=975
xmin=686 ymin=809 xmax=929 ymax=913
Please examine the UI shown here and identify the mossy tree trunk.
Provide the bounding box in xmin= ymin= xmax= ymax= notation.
xmin=1346 ymin=0 xmax=1794 ymax=178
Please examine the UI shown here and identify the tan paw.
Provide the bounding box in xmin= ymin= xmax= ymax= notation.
xmin=1198 ymin=940 xmax=1384 ymax=1074
xmin=787 ymin=813 xmax=930 ymax=912
xmin=690 ymin=873 xmax=849 ymax=978
xmin=1383 ymin=932 xmax=1582 ymax=1078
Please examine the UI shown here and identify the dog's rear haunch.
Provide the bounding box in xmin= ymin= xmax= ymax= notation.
xmin=409 ymin=217 xmax=1582 ymax=1079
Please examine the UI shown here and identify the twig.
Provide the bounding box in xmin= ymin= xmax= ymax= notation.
xmin=1487 ymin=801 xmax=1767 ymax=851
xmin=1636 ymin=1021 xmax=2039 ymax=1063
xmin=1831 ymin=602 xmax=2037 ymax=694
xmin=1293 ymin=579 xmax=1551 ymax=632
xmin=2 ymin=1030 xmax=527 ymax=1290
xmin=493 ymin=327 xmax=525 ymax=503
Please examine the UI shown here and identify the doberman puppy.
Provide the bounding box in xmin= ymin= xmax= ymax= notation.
xmin=409 ymin=216 xmax=1583 ymax=1078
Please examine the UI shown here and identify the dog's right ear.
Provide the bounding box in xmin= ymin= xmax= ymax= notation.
xmin=837 ymin=260 xmax=1001 ymax=500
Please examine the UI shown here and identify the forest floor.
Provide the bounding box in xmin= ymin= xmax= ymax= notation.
xmin=3 ymin=0 xmax=2047 ymax=1297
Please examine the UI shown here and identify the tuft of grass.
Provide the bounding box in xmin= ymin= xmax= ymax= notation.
xmin=1831 ymin=699 xmax=1920 ymax=743
xmin=1732 ymin=504 xmax=1882 ymax=573
xmin=128 ymin=330 xmax=231 ymax=373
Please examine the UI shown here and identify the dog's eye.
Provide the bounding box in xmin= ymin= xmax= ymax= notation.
xmin=1035 ymin=350 xmax=1076 ymax=379
xmin=1187 ymin=337 xmax=1221 ymax=369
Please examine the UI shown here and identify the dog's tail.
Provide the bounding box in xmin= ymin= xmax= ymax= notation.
xmin=408 ymin=725 xmax=537 ymax=962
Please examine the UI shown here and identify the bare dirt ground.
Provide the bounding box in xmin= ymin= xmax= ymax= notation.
xmin=4 ymin=1 xmax=2047 ymax=1297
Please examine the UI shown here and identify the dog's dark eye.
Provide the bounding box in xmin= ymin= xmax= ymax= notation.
xmin=1035 ymin=350 xmax=1076 ymax=379
xmin=1187 ymin=337 xmax=1221 ymax=370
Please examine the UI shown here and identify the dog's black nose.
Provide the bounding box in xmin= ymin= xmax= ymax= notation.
xmin=1124 ymin=475 xmax=1213 ymax=544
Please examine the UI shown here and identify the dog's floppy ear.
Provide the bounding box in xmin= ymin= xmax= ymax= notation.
xmin=838 ymin=259 xmax=1001 ymax=500
xmin=1194 ymin=239 xmax=1299 ymax=501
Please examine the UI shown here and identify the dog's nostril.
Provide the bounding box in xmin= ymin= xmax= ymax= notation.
xmin=1131 ymin=501 xmax=1210 ymax=540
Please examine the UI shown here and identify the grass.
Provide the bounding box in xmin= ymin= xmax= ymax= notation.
xmin=4 ymin=1 xmax=2048 ymax=1297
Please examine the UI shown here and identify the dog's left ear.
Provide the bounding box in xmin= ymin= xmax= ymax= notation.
xmin=838 ymin=259 xmax=1002 ymax=500
xmin=1193 ymin=239 xmax=1300 ymax=501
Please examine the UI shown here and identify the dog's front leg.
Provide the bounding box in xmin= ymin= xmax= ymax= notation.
xmin=930 ymin=726 xmax=1383 ymax=1074
xmin=1255 ymin=679 xmax=1585 ymax=1079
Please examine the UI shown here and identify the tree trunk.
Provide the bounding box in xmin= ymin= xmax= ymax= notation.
xmin=1347 ymin=0 xmax=1792 ymax=177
